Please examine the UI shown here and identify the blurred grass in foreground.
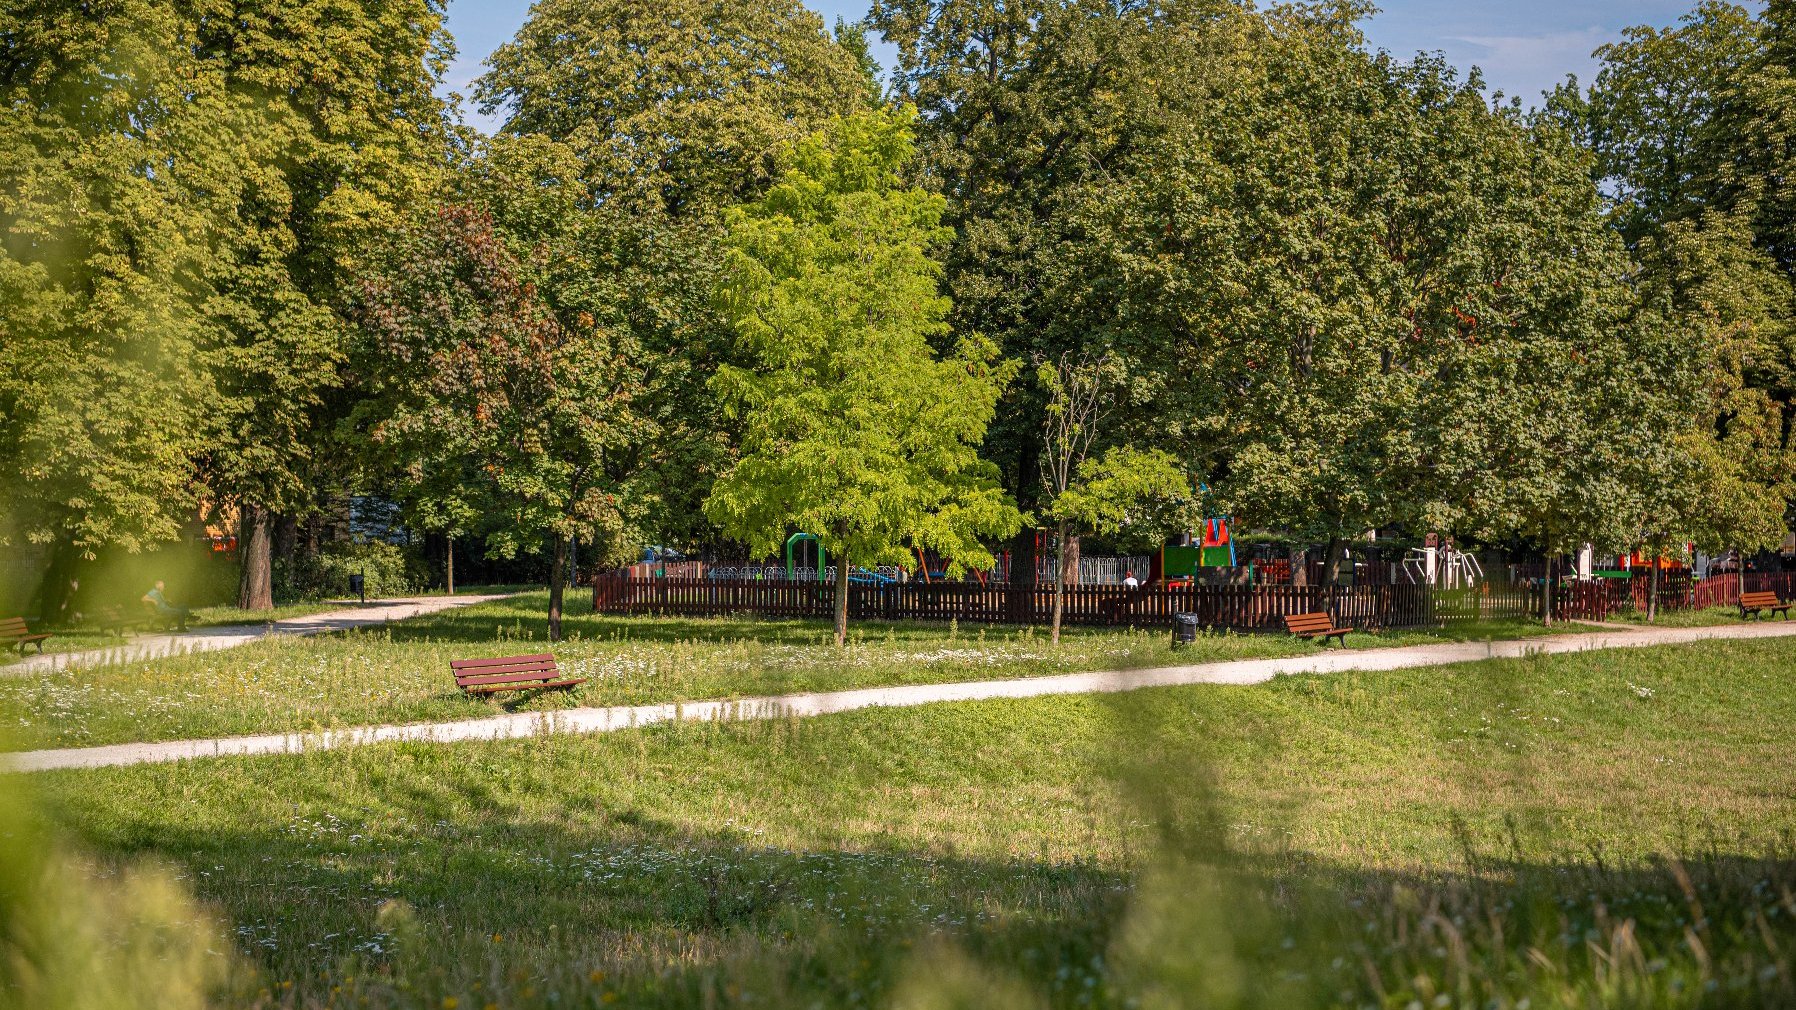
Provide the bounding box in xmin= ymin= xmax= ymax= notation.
xmin=10 ymin=636 xmax=1795 ymax=1007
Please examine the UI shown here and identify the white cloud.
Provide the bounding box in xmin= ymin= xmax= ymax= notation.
xmin=1444 ymin=25 xmax=1613 ymax=99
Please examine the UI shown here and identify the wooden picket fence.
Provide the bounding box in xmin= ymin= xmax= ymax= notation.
xmin=590 ymin=575 xmax=1572 ymax=631
xmin=592 ymin=570 xmax=1796 ymax=630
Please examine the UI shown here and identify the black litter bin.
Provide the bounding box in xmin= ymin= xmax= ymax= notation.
xmin=348 ymin=573 xmax=366 ymax=604
xmin=1172 ymin=613 xmax=1200 ymax=647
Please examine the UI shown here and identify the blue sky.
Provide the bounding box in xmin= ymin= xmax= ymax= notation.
xmin=441 ymin=0 xmax=1702 ymax=131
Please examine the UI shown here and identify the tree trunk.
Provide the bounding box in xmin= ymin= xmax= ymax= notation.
xmin=1541 ymin=552 xmax=1555 ymax=627
xmin=445 ymin=535 xmax=455 ymax=595
xmin=1291 ymin=545 xmax=1309 ymax=587
xmin=1647 ymin=548 xmax=1660 ymax=624
xmin=30 ymin=540 xmax=78 ymax=625
xmin=833 ymin=547 xmax=851 ymax=648
xmin=1007 ymin=528 xmax=1038 ymax=623
xmin=273 ymin=512 xmax=299 ymax=570
xmin=1051 ymin=521 xmax=1068 ymax=645
xmin=547 ymin=532 xmax=567 ymax=642
xmin=1063 ymin=532 xmax=1082 ymax=586
xmin=1739 ymin=550 xmax=1748 ymax=596
xmin=1323 ymin=538 xmax=1349 ymax=586
xmin=237 ymin=504 xmax=274 ymax=611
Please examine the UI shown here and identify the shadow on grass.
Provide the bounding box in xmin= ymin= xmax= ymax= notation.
xmin=47 ymin=754 xmax=1796 ymax=1009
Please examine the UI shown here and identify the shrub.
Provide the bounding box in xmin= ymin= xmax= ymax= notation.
xmin=276 ymin=539 xmax=421 ymax=602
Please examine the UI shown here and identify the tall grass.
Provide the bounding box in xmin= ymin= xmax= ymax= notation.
xmin=0 ymin=781 xmax=241 ymax=1009
xmin=14 ymin=637 xmax=1796 ymax=1007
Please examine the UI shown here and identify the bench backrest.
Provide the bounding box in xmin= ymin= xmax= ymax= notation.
xmin=1741 ymin=591 xmax=1783 ymax=607
xmin=452 ymin=653 xmax=561 ymax=690
xmin=0 ymin=617 xmax=31 ymax=640
xmin=1283 ymin=612 xmax=1338 ymax=634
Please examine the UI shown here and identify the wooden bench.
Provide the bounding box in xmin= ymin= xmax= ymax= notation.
xmin=1739 ymin=590 xmax=1791 ymax=620
xmin=1283 ymin=612 xmax=1351 ymax=647
xmin=96 ymin=605 xmax=152 ymax=633
xmin=451 ymin=654 xmax=587 ymax=695
xmin=0 ymin=617 xmax=53 ymax=654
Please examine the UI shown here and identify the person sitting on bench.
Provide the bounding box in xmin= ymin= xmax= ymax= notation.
xmin=141 ymin=580 xmax=192 ymax=631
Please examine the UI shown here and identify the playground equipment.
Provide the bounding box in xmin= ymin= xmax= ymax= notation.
xmin=785 ymin=533 xmax=825 ymax=582
xmin=1160 ymin=516 xmax=1237 ymax=582
xmin=1400 ymin=540 xmax=1483 ymax=589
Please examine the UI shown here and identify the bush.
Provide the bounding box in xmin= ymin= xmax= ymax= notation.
xmin=276 ymin=539 xmax=422 ymax=602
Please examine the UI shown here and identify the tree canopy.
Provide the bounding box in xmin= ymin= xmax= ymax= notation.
xmin=704 ymin=109 xmax=1023 ymax=644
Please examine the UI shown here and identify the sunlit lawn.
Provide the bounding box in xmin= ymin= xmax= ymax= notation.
xmin=0 ymin=591 xmax=1579 ymax=750
xmin=1614 ymin=604 xmax=1768 ymax=628
xmin=19 ymin=636 xmax=1796 ymax=1009
xmin=0 ymin=584 xmax=533 ymax=668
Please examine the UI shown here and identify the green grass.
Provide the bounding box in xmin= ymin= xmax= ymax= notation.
xmin=1614 ymin=604 xmax=1763 ymax=628
xmin=16 ymin=636 xmax=1796 ymax=1008
xmin=0 ymin=585 xmax=531 ymax=668
xmin=0 ymin=592 xmax=1573 ymax=750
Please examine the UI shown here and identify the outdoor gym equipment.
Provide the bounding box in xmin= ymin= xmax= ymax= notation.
xmin=1400 ymin=542 xmax=1483 ymax=589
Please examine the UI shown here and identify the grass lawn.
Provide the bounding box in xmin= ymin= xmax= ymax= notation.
xmin=0 ymin=591 xmax=1575 ymax=750
xmin=12 ymin=636 xmax=1796 ymax=1009
xmin=0 ymin=585 xmax=531 ymax=669
xmin=1614 ymin=604 xmax=1767 ymax=628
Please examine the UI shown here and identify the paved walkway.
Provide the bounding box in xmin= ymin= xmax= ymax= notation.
xmin=1 ymin=593 xmax=517 ymax=677
xmin=8 ymin=618 xmax=1795 ymax=774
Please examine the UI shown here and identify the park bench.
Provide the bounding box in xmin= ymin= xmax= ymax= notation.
xmin=451 ymin=653 xmax=587 ymax=696
xmin=1738 ymin=590 xmax=1791 ymax=620
xmin=0 ymin=617 xmax=53 ymax=654
xmin=97 ymin=605 xmax=152 ymax=633
xmin=1283 ymin=612 xmax=1351 ymax=647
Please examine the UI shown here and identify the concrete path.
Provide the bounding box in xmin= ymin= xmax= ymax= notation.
xmin=8 ymin=617 xmax=1795 ymax=774
xmin=2 ymin=594 xmax=517 ymax=677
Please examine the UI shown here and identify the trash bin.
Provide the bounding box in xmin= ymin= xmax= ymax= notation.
xmin=348 ymin=573 xmax=366 ymax=604
xmin=1172 ymin=612 xmax=1199 ymax=647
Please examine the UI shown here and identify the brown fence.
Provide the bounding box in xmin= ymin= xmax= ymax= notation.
xmin=590 ymin=576 xmax=1559 ymax=631
xmin=591 ymin=571 xmax=1796 ymax=630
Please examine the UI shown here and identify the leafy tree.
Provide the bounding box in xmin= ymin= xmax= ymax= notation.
xmin=477 ymin=0 xmax=869 ymax=218
xmin=1036 ymin=352 xmax=1190 ymax=642
xmin=1565 ymin=2 xmax=1796 ymax=575
xmin=871 ymin=0 xmax=1243 ymax=547
xmin=0 ymin=3 xmax=243 ymax=612
xmin=190 ymin=0 xmax=455 ymax=610
xmin=355 ymin=203 xmax=651 ymax=640
xmin=705 ymin=110 xmax=1023 ymax=646
xmin=475 ymin=0 xmax=876 ymax=556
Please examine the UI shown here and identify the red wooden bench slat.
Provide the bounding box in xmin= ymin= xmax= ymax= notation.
xmin=1283 ymin=612 xmax=1349 ymax=645
xmin=451 ymin=654 xmax=555 ymax=670
xmin=463 ymin=678 xmax=587 ymax=695
xmin=1739 ymin=592 xmax=1790 ymax=618
xmin=452 ymin=660 xmax=558 ymax=677
xmin=456 ymin=670 xmax=576 ymax=687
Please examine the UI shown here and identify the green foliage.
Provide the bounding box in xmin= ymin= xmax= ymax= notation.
xmin=0 ymin=5 xmax=230 ymax=555
xmin=355 ymin=203 xmax=652 ymax=572
xmin=275 ymin=539 xmax=421 ymax=602
xmin=1561 ymin=1 xmax=1796 ymax=553
xmin=476 ymin=0 xmax=869 ymax=217
xmin=705 ymin=110 xmax=1024 ymax=602
xmin=1049 ymin=448 xmax=1192 ymax=545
